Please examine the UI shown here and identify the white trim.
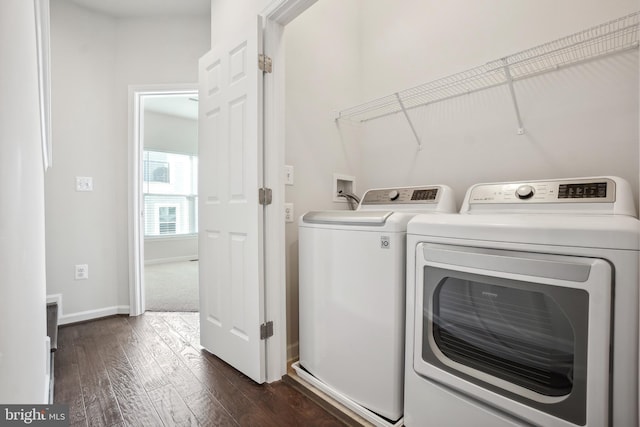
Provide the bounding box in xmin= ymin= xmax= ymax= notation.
xmin=128 ymin=86 xmax=144 ymax=316
xmin=262 ymin=0 xmax=319 ymax=25
xmin=46 ymin=293 xmax=61 ymax=305
xmin=144 ymin=233 xmax=198 ymax=241
xmin=128 ymin=84 xmax=198 ymax=317
xmin=262 ymin=16 xmax=287 ymax=382
xmin=34 ymin=0 xmax=52 ymax=171
xmin=46 ymin=294 xmax=131 ymax=326
xmin=46 ymin=293 xmax=62 ymax=321
xmin=59 ymin=305 xmax=130 ymax=326
xmin=44 ymin=336 xmax=51 ymax=404
xmin=260 ymin=0 xmax=317 ymax=383
xmin=144 ymin=255 xmax=198 ymax=266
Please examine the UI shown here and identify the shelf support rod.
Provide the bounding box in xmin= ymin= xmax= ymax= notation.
xmin=395 ymin=93 xmax=423 ymax=150
xmin=502 ymin=60 xmax=525 ymax=135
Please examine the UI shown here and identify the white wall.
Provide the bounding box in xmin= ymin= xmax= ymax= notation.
xmin=284 ymin=0 xmax=639 ymax=359
xmin=144 ymin=237 xmax=198 ymax=264
xmin=0 ymin=0 xmax=48 ymax=403
xmin=47 ymin=1 xmax=210 ymax=322
xmin=359 ymin=1 xmax=639 ymax=100
xmin=357 ymin=0 xmax=639 ymax=207
xmin=47 ymin=1 xmax=120 ymax=321
xmin=144 ymin=111 xmax=198 ymax=155
xmin=284 ymin=0 xmax=362 ymax=359
xmin=211 ymin=0 xmax=272 ymax=46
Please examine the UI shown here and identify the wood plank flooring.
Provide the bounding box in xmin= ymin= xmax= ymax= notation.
xmin=54 ymin=313 xmax=346 ymax=427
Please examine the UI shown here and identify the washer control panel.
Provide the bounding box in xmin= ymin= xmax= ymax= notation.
xmin=469 ymin=178 xmax=616 ymax=204
xmin=362 ymin=186 xmax=440 ymax=205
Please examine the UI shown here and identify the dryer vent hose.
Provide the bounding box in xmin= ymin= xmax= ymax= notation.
xmin=338 ymin=190 xmax=361 ymax=210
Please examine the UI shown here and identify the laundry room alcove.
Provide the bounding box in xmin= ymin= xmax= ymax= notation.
xmin=283 ymin=1 xmax=640 ymax=394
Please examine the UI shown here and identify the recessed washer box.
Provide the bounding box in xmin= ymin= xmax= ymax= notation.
xmin=333 ymin=173 xmax=355 ymax=202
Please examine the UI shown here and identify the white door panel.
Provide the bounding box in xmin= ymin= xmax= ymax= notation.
xmin=198 ymin=16 xmax=265 ymax=384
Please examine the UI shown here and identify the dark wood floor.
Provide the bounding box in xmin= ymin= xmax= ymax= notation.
xmin=54 ymin=312 xmax=346 ymax=427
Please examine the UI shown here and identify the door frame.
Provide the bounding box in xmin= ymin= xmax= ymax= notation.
xmin=127 ymin=83 xmax=198 ymax=317
xmin=126 ymin=0 xmax=320 ymax=382
xmin=261 ymin=0 xmax=319 ymax=382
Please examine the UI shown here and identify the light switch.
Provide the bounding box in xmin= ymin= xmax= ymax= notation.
xmin=76 ymin=177 xmax=93 ymax=192
xmin=284 ymin=165 xmax=294 ymax=186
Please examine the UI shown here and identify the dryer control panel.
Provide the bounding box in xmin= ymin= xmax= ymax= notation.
xmin=468 ymin=178 xmax=616 ymax=204
xmin=461 ymin=176 xmax=637 ymax=217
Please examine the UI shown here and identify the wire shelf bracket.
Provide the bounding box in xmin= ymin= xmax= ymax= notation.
xmin=395 ymin=92 xmax=423 ymax=150
xmin=503 ymin=59 xmax=526 ymax=135
xmin=336 ymin=11 xmax=640 ymax=143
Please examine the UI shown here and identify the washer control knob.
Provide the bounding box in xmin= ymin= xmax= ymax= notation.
xmin=389 ymin=190 xmax=400 ymax=201
xmin=516 ymin=185 xmax=535 ymax=200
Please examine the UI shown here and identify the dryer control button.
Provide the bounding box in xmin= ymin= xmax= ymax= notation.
xmin=516 ymin=185 xmax=535 ymax=199
xmin=389 ymin=190 xmax=400 ymax=201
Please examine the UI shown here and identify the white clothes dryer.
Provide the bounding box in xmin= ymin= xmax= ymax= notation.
xmin=295 ymin=185 xmax=455 ymax=426
xmin=404 ymin=177 xmax=640 ymax=427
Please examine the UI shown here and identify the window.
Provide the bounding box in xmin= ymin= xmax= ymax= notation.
xmin=158 ymin=206 xmax=177 ymax=234
xmin=143 ymin=150 xmax=198 ymax=237
xmin=144 ymin=160 xmax=170 ymax=183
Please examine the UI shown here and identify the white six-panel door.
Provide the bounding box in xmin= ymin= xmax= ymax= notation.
xmin=198 ymin=16 xmax=266 ymax=384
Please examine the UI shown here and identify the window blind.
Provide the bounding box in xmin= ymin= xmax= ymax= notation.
xmin=143 ymin=150 xmax=198 ymax=236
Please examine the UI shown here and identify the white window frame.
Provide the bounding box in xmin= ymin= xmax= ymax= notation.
xmin=128 ymin=84 xmax=198 ymax=317
xmin=155 ymin=204 xmax=179 ymax=235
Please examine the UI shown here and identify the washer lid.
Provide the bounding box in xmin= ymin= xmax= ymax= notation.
xmin=302 ymin=210 xmax=393 ymax=226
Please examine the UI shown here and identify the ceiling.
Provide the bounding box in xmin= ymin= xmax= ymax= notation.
xmin=144 ymin=95 xmax=199 ymax=121
xmin=68 ymin=0 xmax=210 ymax=18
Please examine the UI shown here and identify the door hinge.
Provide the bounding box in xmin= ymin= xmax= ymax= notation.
xmin=260 ymin=321 xmax=274 ymax=340
xmin=258 ymin=54 xmax=272 ymax=73
xmin=259 ymin=187 xmax=272 ymax=205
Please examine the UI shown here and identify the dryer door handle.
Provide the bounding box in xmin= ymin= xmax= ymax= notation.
xmin=422 ymin=244 xmax=592 ymax=282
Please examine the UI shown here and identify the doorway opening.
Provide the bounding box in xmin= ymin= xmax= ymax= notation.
xmin=129 ymin=85 xmax=199 ymax=314
xmin=127 ymin=0 xmax=320 ymax=381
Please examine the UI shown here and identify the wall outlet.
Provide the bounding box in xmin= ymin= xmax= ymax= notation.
xmin=284 ymin=203 xmax=294 ymax=223
xmin=75 ymin=264 xmax=89 ymax=280
xmin=284 ymin=165 xmax=294 ymax=185
xmin=76 ymin=177 xmax=93 ymax=192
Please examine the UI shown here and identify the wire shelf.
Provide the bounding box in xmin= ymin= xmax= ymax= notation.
xmin=336 ymin=11 xmax=639 ymax=123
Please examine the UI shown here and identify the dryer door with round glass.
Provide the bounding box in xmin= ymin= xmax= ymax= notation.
xmin=413 ymin=243 xmax=612 ymax=427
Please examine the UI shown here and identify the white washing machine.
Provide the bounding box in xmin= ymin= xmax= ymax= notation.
xmin=295 ymin=185 xmax=456 ymax=426
xmin=404 ymin=176 xmax=640 ymax=427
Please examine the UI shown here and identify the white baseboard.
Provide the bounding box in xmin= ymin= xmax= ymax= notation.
xmin=59 ymin=305 xmax=130 ymax=326
xmin=47 ymin=293 xmax=130 ymax=326
xmin=144 ymin=255 xmax=198 ymax=266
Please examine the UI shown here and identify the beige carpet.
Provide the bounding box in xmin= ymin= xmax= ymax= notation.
xmin=145 ymin=260 xmax=199 ymax=311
